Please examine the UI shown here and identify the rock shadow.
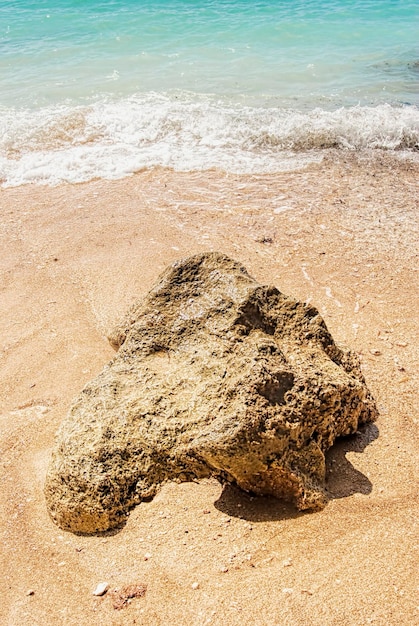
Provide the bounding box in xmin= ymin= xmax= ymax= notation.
xmin=214 ymin=422 xmax=379 ymax=521
xmin=325 ymin=422 xmax=379 ymax=500
xmin=214 ymin=483 xmax=303 ymax=523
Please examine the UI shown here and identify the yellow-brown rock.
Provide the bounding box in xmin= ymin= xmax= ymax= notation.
xmin=45 ymin=253 xmax=378 ymax=533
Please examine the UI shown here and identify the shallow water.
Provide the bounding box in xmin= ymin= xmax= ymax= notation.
xmin=1 ymin=0 xmax=418 ymax=186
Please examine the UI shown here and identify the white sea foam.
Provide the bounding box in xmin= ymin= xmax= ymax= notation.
xmin=1 ymin=94 xmax=418 ymax=187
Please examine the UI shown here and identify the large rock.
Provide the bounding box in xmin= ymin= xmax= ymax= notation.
xmin=45 ymin=253 xmax=378 ymax=533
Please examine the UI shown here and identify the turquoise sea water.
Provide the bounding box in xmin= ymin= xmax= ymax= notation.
xmin=1 ymin=0 xmax=418 ymax=185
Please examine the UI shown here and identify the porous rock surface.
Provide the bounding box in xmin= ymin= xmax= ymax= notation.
xmin=45 ymin=253 xmax=378 ymax=533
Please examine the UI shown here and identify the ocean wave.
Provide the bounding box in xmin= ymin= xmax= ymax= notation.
xmin=1 ymin=94 xmax=418 ymax=186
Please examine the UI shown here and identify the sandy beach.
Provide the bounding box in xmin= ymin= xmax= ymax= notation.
xmin=1 ymin=153 xmax=418 ymax=625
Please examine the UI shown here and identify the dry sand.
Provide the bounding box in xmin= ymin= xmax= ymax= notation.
xmin=1 ymin=153 xmax=418 ymax=625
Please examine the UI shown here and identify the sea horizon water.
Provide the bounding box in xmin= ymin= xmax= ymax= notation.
xmin=1 ymin=0 xmax=418 ymax=186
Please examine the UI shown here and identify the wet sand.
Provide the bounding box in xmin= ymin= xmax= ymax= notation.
xmin=1 ymin=153 xmax=418 ymax=625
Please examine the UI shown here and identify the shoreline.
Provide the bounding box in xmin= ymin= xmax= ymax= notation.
xmin=1 ymin=154 xmax=418 ymax=624
xmin=2 ymin=101 xmax=419 ymax=188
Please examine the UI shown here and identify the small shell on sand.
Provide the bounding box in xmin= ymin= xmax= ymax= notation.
xmin=93 ymin=582 xmax=109 ymax=596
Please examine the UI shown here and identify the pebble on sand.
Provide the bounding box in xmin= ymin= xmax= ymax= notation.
xmin=93 ymin=582 xmax=109 ymax=596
